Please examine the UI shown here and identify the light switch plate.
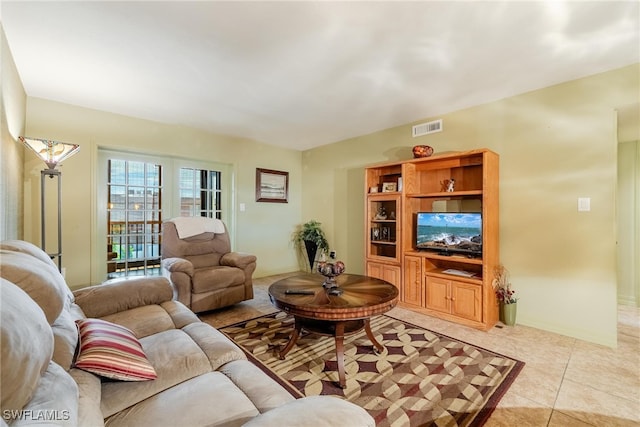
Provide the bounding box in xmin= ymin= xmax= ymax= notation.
xmin=578 ymin=197 xmax=591 ymax=212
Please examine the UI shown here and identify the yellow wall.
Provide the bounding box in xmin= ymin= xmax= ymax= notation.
xmin=23 ymin=98 xmax=303 ymax=286
xmin=301 ymin=64 xmax=640 ymax=347
xmin=0 ymin=27 xmax=26 ymax=240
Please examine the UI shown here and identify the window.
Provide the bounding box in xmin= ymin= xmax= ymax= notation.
xmin=98 ymin=150 xmax=232 ymax=282
xmin=179 ymin=168 xmax=222 ymax=218
xmin=107 ymin=159 xmax=162 ymax=278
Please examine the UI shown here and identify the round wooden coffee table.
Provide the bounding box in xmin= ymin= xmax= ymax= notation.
xmin=268 ymin=273 xmax=399 ymax=388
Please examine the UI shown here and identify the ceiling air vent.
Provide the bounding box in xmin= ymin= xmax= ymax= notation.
xmin=412 ymin=119 xmax=442 ymax=137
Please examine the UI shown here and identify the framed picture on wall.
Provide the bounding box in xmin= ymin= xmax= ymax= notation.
xmin=256 ymin=168 xmax=289 ymax=203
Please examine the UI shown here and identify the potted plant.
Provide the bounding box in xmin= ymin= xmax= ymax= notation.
xmin=292 ymin=220 xmax=330 ymax=271
xmin=492 ymin=264 xmax=518 ymax=326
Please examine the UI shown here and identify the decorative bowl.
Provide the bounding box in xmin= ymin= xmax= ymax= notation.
xmin=317 ymin=260 xmax=345 ymax=293
xmin=412 ymin=145 xmax=434 ymax=158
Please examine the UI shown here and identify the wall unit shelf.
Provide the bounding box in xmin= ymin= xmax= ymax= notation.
xmin=425 ymin=269 xmax=483 ymax=285
xmin=405 ymin=190 xmax=484 ymax=198
xmin=365 ymin=149 xmax=499 ymax=331
xmin=405 ymin=251 xmax=484 ymax=265
xmin=366 ymin=192 xmax=400 ymax=265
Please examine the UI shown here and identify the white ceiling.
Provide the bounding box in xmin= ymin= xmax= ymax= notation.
xmin=2 ymin=1 xmax=639 ymax=150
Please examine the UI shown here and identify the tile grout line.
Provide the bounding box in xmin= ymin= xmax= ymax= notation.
xmin=545 ymin=336 xmax=577 ymax=426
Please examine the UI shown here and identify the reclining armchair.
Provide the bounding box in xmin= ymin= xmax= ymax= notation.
xmin=161 ymin=217 xmax=256 ymax=313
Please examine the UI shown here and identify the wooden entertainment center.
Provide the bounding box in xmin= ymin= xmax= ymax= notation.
xmin=365 ymin=148 xmax=499 ymax=330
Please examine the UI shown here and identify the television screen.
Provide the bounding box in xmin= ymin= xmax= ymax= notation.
xmin=416 ymin=212 xmax=482 ymax=256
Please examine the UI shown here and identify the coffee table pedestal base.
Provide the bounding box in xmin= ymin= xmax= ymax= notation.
xmin=279 ymin=317 xmax=384 ymax=389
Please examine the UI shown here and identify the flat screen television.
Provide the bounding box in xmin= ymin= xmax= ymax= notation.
xmin=416 ymin=212 xmax=482 ymax=257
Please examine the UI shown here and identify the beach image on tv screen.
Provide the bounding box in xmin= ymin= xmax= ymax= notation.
xmin=417 ymin=213 xmax=482 ymax=252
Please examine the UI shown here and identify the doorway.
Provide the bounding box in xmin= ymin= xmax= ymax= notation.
xmin=616 ymin=103 xmax=640 ymax=307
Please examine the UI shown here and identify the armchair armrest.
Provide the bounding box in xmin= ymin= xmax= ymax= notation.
xmin=73 ymin=276 xmax=173 ymax=318
xmin=162 ymin=257 xmax=194 ymax=276
xmin=221 ymin=252 xmax=257 ymax=270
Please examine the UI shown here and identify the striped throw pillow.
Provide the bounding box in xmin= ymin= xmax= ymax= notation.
xmin=74 ymin=318 xmax=157 ymax=381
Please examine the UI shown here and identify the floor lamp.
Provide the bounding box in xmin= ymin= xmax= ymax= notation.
xmin=20 ymin=136 xmax=80 ymax=272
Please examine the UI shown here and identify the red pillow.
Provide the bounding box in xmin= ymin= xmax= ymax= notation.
xmin=74 ymin=318 xmax=157 ymax=381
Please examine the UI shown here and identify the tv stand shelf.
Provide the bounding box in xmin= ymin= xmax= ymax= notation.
xmin=365 ymin=149 xmax=499 ymax=331
xmin=407 ymin=251 xmax=484 ymax=265
xmin=426 ymin=268 xmax=483 ymax=285
xmin=405 ymin=190 xmax=483 ymax=198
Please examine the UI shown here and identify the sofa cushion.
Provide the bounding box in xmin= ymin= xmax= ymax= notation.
xmin=75 ymin=319 xmax=157 ymax=381
xmin=100 ymin=328 xmax=214 ymax=417
xmin=219 ymin=360 xmax=295 ymax=413
xmin=101 ymin=304 xmax=177 ymax=339
xmin=243 ymin=396 xmax=376 ymax=427
xmin=0 ymin=239 xmax=59 ymax=270
xmin=159 ymin=300 xmax=200 ymax=329
xmin=192 ymin=266 xmax=245 ymax=293
xmin=52 ymin=302 xmax=84 ymax=371
xmin=1 ymin=279 xmax=54 ymax=415
xmin=104 ymin=372 xmax=260 ymax=427
xmin=181 ymin=322 xmax=247 ymax=370
xmin=10 ymin=362 xmax=79 ymax=427
xmin=0 ymin=250 xmax=69 ymax=324
xmin=0 ymin=242 xmax=76 ymax=308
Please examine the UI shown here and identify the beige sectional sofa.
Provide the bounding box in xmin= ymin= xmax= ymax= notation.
xmin=0 ymin=240 xmax=374 ymax=427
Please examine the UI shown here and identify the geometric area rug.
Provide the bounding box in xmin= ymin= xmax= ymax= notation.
xmin=221 ymin=311 xmax=524 ymax=427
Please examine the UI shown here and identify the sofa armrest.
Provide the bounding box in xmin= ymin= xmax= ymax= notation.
xmin=220 ymin=252 xmax=257 ymax=270
xmin=162 ymin=257 xmax=194 ymax=276
xmin=242 ymin=396 xmax=374 ymax=427
xmin=73 ymin=276 xmax=173 ymax=318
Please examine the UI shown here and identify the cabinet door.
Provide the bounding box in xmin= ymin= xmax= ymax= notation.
xmin=367 ymin=262 xmax=401 ymax=288
xmin=382 ymin=264 xmax=401 ymax=288
xmin=425 ymin=276 xmax=450 ymax=314
xmin=366 ymin=261 xmax=384 ymax=281
xmin=402 ymin=256 xmax=423 ymax=306
xmin=451 ymin=281 xmax=482 ymax=322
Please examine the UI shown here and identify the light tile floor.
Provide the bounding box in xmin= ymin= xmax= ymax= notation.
xmin=200 ymin=274 xmax=640 ymax=427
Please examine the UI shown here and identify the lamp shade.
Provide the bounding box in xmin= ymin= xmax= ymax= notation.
xmin=19 ymin=136 xmax=80 ymax=170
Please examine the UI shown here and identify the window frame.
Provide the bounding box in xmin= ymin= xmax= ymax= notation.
xmin=95 ymin=150 xmax=233 ymax=283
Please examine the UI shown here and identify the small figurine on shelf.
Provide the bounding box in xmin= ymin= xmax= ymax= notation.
xmin=446 ymin=178 xmax=456 ymax=192
xmin=374 ymin=206 xmax=387 ymax=220
xmin=381 ymin=227 xmax=390 ymax=241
